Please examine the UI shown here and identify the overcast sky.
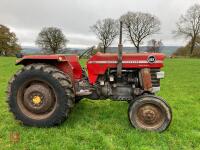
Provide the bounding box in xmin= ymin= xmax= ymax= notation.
xmin=0 ymin=0 xmax=199 ymax=48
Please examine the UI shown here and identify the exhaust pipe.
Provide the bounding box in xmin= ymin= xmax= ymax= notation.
xmin=117 ymin=21 xmax=123 ymax=78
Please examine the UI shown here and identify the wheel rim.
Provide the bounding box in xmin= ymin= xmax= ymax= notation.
xmin=134 ymin=103 xmax=165 ymax=129
xmin=17 ymin=79 xmax=57 ymax=120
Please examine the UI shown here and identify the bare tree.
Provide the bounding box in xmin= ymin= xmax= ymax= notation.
xmin=147 ymin=39 xmax=163 ymax=53
xmin=36 ymin=27 xmax=68 ymax=54
xmin=174 ymin=35 xmax=200 ymax=57
xmin=196 ymin=35 xmax=200 ymax=46
xmin=91 ymin=18 xmax=119 ymax=53
xmin=175 ymin=4 xmax=200 ymax=55
xmin=120 ymin=12 xmax=161 ymax=53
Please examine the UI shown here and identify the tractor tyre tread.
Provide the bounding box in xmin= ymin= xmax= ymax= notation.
xmin=7 ymin=63 xmax=75 ymax=127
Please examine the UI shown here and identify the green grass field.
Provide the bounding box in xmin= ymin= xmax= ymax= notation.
xmin=0 ymin=57 xmax=200 ymax=150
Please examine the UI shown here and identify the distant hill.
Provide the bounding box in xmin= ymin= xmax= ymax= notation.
xmin=21 ymin=46 xmax=180 ymax=56
xmin=21 ymin=47 xmax=42 ymax=54
xmin=106 ymin=46 xmax=180 ymax=56
xmin=21 ymin=47 xmax=84 ymax=55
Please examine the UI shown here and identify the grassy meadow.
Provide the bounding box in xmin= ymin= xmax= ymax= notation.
xmin=0 ymin=57 xmax=200 ymax=149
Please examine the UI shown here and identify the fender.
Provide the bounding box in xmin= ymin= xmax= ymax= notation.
xmin=16 ymin=55 xmax=82 ymax=81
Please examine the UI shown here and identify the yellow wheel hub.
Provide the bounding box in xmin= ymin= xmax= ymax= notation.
xmin=32 ymin=96 xmax=42 ymax=104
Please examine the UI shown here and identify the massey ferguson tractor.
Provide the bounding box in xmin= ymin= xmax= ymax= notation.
xmin=7 ymin=23 xmax=172 ymax=132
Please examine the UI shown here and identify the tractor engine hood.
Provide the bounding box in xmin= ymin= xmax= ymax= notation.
xmin=87 ymin=52 xmax=165 ymax=84
xmin=87 ymin=52 xmax=165 ymax=67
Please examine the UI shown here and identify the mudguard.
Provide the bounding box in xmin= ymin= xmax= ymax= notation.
xmin=16 ymin=55 xmax=83 ymax=81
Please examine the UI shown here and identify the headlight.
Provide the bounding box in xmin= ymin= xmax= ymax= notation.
xmin=156 ymin=71 xmax=165 ymax=79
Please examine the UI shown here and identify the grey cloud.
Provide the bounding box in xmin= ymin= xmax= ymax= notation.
xmin=0 ymin=0 xmax=199 ymax=47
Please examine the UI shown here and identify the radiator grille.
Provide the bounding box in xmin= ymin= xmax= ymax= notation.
xmin=150 ymin=69 xmax=160 ymax=87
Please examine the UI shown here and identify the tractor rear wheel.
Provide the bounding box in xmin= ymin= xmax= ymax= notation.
xmin=128 ymin=95 xmax=172 ymax=132
xmin=7 ymin=63 xmax=75 ymax=127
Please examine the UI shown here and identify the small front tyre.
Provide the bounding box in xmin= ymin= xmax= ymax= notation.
xmin=128 ymin=95 xmax=172 ymax=132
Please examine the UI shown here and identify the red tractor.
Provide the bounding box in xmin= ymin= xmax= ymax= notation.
xmin=7 ymin=25 xmax=172 ymax=132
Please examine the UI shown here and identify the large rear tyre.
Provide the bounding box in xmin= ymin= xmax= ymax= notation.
xmin=128 ymin=95 xmax=172 ymax=132
xmin=7 ymin=64 xmax=75 ymax=127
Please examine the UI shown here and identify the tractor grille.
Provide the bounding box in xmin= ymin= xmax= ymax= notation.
xmin=150 ymin=69 xmax=160 ymax=87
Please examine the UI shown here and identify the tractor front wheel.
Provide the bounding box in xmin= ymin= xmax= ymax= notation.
xmin=7 ymin=64 xmax=75 ymax=127
xmin=128 ymin=95 xmax=172 ymax=132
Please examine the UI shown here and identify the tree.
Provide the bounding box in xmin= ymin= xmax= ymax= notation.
xmin=36 ymin=27 xmax=68 ymax=54
xmin=196 ymin=35 xmax=200 ymax=46
xmin=174 ymin=36 xmax=200 ymax=57
xmin=147 ymin=39 xmax=163 ymax=53
xmin=91 ymin=18 xmax=119 ymax=53
xmin=120 ymin=12 xmax=161 ymax=53
xmin=175 ymin=4 xmax=200 ymax=55
xmin=96 ymin=42 xmax=103 ymax=53
xmin=174 ymin=44 xmax=190 ymax=57
xmin=0 ymin=24 xmax=21 ymax=56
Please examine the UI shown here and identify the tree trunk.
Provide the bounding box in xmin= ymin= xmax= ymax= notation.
xmin=4 ymin=50 xmax=7 ymax=56
xmin=53 ymin=49 xmax=56 ymax=54
xmin=103 ymin=46 xmax=106 ymax=53
xmin=190 ymin=36 xmax=196 ymax=55
xmin=136 ymin=46 xmax=140 ymax=53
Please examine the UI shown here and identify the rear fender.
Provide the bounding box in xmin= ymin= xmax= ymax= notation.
xmin=56 ymin=62 xmax=74 ymax=82
xmin=16 ymin=55 xmax=70 ymax=66
xmin=16 ymin=55 xmax=81 ymax=82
